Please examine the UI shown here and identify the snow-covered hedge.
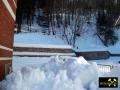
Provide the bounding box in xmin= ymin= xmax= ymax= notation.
xmin=0 ymin=56 xmax=98 ymax=90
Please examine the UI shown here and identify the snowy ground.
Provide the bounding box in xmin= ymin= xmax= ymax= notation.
xmin=14 ymin=33 xmax=68 ymax=46
xmin=14 ymin=28 xmax=120 ymax=54
xmin=98 ymin=65 xmax=120 ymax=90
xmin=74 ymin=21 xmax=107 ymax=52
xmin=12 ymin=57 xmax=50 ymax=71
xmin=10 ymin=17 xmax=120 ymax=90
xmin=91 ymin=57 xmax=120 ymax=90
xmin=0 ymin=56 xmax=98 ymax=90
xmin=89 ymin=57 xmax=120 ymax=65
xmin=74 ymin=25 xmax=120 ymax=53
xmin=12 ymin=56 xmax=120 ymax=90
xmin=0 ymin=56 xmax=120 ymax=90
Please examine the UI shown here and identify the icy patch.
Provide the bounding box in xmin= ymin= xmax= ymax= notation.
xmin=0 ymin=56 xmax=98 ymax=90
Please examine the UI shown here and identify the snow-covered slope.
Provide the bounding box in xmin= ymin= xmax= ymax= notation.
xmin=74 ymin=21 xmax=120 ymax=53
xmin=14 ymin=26 xmax=120 ymax=54
xmin=74 ymin=23 xmax=107 ymax=52
xmin=107 ymin=30 xmax=120 ymax=54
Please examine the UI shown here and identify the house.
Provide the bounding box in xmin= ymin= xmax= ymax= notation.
xmin=0 ymin=0 xmax=16 ymax=80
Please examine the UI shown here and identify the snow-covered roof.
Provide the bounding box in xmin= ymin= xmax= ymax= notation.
xmin=13 ymin=33 xmax=75 ymax=57
xmin=14 ymin=33 xmax=72 ymax=49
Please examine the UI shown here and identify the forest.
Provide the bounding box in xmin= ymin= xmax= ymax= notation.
xmin=16 ymin=0 xmax=120 ymax=47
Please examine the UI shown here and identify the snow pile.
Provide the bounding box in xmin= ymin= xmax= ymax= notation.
xmin=0 ymin=56 xmax=98 ymax=90
xmin=12 ymin=57 xmax=50 ymax=71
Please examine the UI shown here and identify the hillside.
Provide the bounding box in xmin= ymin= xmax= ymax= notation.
xmin=14 ymin=26 xmax=120 ymax=54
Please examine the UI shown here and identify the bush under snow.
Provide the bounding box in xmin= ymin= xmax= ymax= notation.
xmin=0 ymin=56 xmax=98 ymax=90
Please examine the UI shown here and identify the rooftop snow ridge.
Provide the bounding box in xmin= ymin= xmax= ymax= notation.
xmin=14 ymin=43 xmax=72 ymax=49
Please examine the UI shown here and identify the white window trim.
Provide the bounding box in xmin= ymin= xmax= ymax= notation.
xmin=2 ymin=0 xmax=15 ymax=20
xmin=0 ymin=57 xmax=12 ymax=60
xmin=0 ymin=44 xmax=13 ymax=51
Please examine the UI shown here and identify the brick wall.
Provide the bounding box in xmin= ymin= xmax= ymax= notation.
xmin=0 ymin=0 xmax=16 ymax=80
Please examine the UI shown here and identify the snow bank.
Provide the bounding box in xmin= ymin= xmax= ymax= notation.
xmin=12 ymin=57 xmax=50 ymax=71
xmin=0 ymin=56 xmax=98 ymax=90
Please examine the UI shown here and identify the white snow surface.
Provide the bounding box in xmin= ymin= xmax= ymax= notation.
xmin=74 ymin=22 xmax=107 ymax=52
xmin=12 ymin=57 xmax=50 ymax=71
xmin=14 ymin=43 xmax=72 ymax=49
xmin=14 ymin=33 xmax=68 ymax=46
xmin=14 ymin=33 xmax=73 ymax=50
xmin=14 ymin=27 xmax=120 ymax=53
xmin=89 ymin=57 xmax=120 ymax=65
xmin=107 ymin=30 xmax=120 ymax=54
xmin=74 ymin=23 xmax=120 ymax=53
xmin=0 ymin=56 xmax=98 ymax=90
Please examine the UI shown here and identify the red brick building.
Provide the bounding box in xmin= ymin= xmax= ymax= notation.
xmin=0 ymin=0 xmax=16 ymax=80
